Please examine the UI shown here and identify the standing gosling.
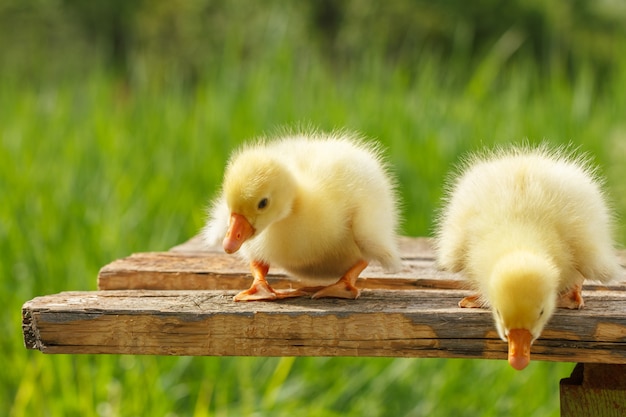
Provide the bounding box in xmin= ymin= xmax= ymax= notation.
xmin=203 ymin=132 xmax=402 ymax=301
xmin=436 ymin=145 xmax=620 ymax=370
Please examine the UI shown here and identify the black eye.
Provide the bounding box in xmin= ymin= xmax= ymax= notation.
xmin=257 ymin=198 xmax=269 ymax=210
xmin=539 ymin=308 xmax=544 ymax=317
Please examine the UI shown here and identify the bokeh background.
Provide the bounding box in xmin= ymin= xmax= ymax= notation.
xmin=2 ymin=1 xmax=626 ymax=416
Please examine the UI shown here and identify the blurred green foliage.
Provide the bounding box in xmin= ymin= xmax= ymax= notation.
xmin=2 ymin=2 xmax=626 ymax=416
xmin=2 ymin=0 xmax=626 ymax=86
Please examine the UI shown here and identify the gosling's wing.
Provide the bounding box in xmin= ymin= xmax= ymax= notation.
xmin=202 ymin=194 xmax=230 ymax=248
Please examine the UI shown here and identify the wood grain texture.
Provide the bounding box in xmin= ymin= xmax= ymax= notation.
xmin=23 ymin=236 xmax=626 ymax=362
xmin=98 ymin=237 xmax=457 ymax=291
xmin=560 ymin=363 xmax=626 ymax=417
xmin=22 ymin=287 xmax=626 ymax=361
xmin=98 ymin=236 xmax=624 ymax=291
xmin=97 ymin=251 xmax=462 ymax=291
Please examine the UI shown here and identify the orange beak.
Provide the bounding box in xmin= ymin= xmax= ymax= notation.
xmin=507 ymin=328 xmax=533 ymax=370
xmin=223 ymin=213 xmax=255 ymax=254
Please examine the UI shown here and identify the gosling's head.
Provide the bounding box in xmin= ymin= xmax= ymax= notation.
xmin=221 ymin=149 xmax=296 ymax=253
xmin=488 ymin=251 xmax=559 ymax=370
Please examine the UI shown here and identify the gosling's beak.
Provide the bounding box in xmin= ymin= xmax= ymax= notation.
xmin=223 ymin=213 xmax=255 ymax=254
xmin=507 ymin=328 xmax=533 ymax=370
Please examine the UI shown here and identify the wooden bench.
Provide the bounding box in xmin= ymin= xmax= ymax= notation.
xmin=22 ymin=236 xmax=626 ymax=416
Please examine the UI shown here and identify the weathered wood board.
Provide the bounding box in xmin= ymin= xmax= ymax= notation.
xmin=560 ymin=363 xmax=626 ymax=417
xmin=97 ymin=236 xmax=626 ymax=291
xmin=97 ymin=236 xmax=451 ymax=291
xmin=22 ymin=286 xmax=626 ymax=361
xmin=22 ymin=236 xmax=626 ymax=363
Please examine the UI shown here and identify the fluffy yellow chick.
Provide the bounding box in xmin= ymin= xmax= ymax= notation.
xmin=203 ymin=132 xmax=402 ymax=301
xmin=435 ymin=144 xmax=620 ymax=370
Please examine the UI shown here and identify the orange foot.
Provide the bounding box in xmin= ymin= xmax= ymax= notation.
xmin=309 ymin=259 xmax=368 ymax=300
xmin=233 ymin=281 xmax=306 ymax=301
xmin=234 ymin=260 xmax=307 ymax=302
xmin=557 ymin=283 xmax=584 ymax=309
xmin=458 ymin=294 xmax=484 ymax=308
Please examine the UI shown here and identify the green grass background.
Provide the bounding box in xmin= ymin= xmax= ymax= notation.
xmin=3 ymin=2 xmax=626 ymax=416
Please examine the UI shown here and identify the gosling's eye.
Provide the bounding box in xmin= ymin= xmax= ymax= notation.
xmin=539 ymin=308 xmax=544 ymax=317
xmin=257 ymin=198 xmax=269 ymax=210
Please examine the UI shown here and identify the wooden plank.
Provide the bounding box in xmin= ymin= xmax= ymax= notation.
xmin=22 ymin=288 xmax=626 ymax=361
xmin=560 ymin=363 xmax=626 ymax=417
xmin=97 ymin=251 xmax=463 ymax=291
xmin=24 ymin=235 xmax=626 ymax=364
xmin=99 ymin=236 xmax=626 ymax=291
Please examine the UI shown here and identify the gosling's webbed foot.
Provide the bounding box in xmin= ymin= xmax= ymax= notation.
xmin=235 ymin=260 xmax=308 ymax=301
xmin=310 ymin=281 xmax=361 ymax=299
xmin=308 ymin=259 xmax=368 ymax=300
xmin=234 ymin=281 xmax=308 ymax=301
xmin=234 ymin=279 xmax=278 ymax=301
xmin=557 ymin=283 xmax=584 ymax=309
